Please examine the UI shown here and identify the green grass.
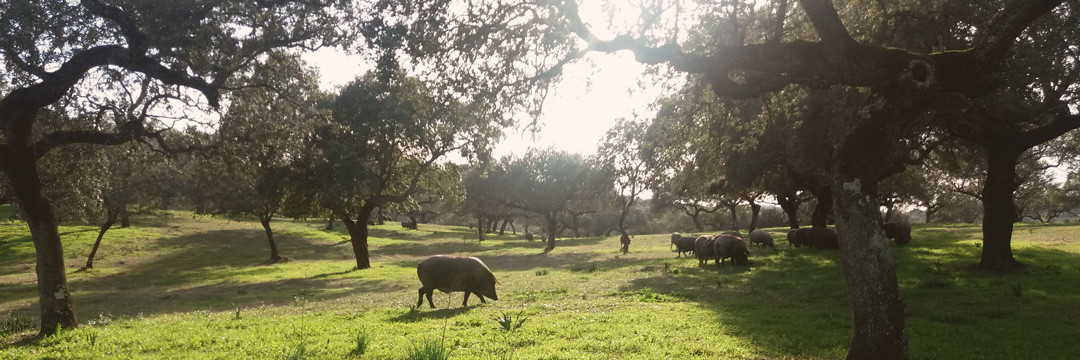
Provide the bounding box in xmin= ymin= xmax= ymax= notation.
xmin=2 ymin=216 xmax=1080 ymax=359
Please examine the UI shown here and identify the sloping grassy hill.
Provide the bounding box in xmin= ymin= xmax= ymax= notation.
xmin=2 ymin=214 xmax=1079 ymax=359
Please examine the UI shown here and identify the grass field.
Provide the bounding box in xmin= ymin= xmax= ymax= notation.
xmin=2 ymin=212 xmax=1080 ymax=359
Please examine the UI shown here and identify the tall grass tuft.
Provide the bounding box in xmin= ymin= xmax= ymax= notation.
xmin=493 ymin=311 xmax=528 ymax=333
xmin=281 ymin=343 xmax=307 ymax=360
xmin=348 ymin=330 xmax=370 ymax=357
xmin=1 ymin=312 xmax=35 ymax=337
xmin=405 ymin=338 xmax=454 ymax=360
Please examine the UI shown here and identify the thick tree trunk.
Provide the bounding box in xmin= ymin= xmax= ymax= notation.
xmin=811 ymin=186 xmax=832 ymax=228
xmin=499 ymin=216 xmax=510 ymax=235
xmin=979 ymin=148 xmax=1022 ymax=269
xmin=3 ymin=152 xmax=77 ymax=335
xmin=726 ymin=204 xmax=739 ymax=230
xmin=260 ymin=215 xmax=282 ymax=263
xmin=325 ymin=217 xmax=334 ymax=230
xmin=119 ymin=208 xmax=130 ymax=228
xmin=833 ymin=178 xmax=908 ymax=360
xmin=341 ymin=203 xmax=377 ymax=269
xmin=544 ymin=213 xmax=557 ymax=252
xmin=85 ymin=209 xmax=119 ymax=269
xmin=777 ymin=195 xmax=801 ymax=228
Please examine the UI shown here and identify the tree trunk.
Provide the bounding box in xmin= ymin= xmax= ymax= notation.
xmin=325 ymin=217 xmax=335 ymax=230
xmin=2 ymin=152 xmax=77 ymax=335
xmin=570 ymin=213 xmax=581 ymax=238
xmin=617 ymin=198 xmax=635 ymax=239
xmin=689 ymin=209 xmax=705 ymax=231
xmin=85 ymin=208 xmax=119 ymax=269
xmin=726 ymin=204 xmax=739 ymax=230
xmin=119 ymin=208 xmax=131 ymax=228
xmin=811 ymin=186 xmax=832 ymax=227
xmin=499 ymin=216 xmax=510 ymax=235
xmin=881 ymin=202 xmax=896 ymax=223
xmin=476 ymin=216 xmax=485 ymax=241
xmin=341 ymin=203 xmax=377 ymax=269
xmin=833 ymin=178 xmax=908 ymax=360
xmin=544 ymin=213 xmax=557 ymax=252
xmin=748 ymin=199 xmax=761 ymax=232
xmin=260 ymin=215 xmax=282 ymax=263
xmin=777 ymin=194 xmax=801 ymax=228
xmin=979 ymin=147 xmax=1022 ymax=269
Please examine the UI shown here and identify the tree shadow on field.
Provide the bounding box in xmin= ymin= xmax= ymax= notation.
xmin=379 ymin=251 xmax=625 ymax=274
xmin=0 ymin=228 xmax=378 ymax=317
xmin=607 ymin=223 xmax=1080 ymax=359
xmin=374 ymin=235 xmax=608 ymax=258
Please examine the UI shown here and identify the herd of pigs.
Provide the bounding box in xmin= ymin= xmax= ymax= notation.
xmin=415 ymin=223 xmax=913 ymax=308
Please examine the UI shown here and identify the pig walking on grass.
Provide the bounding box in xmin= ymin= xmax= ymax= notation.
xmin=416 ymin=255 xmax=500 ymax=308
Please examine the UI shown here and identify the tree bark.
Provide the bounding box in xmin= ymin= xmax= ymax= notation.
xmin=2 ymin=151 xmax=77 ymax=335
xmin=85 ymin=208 xmax=119 ymax=269
xmin=833 ymin=178 xmax=908 ymax=360
xmin=748 ymin=199 xmax=761 ymax=232
xmin=979 ymin=147 xmax=1022 ymax=269
xmin=260 ymin=215 xmax=282 ymax=263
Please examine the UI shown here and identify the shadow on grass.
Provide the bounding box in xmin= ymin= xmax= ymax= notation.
xmin=388 ymin=306 xmax=477 ymax=323
xmin=604 ymin=223 xmax=1080 ymax=359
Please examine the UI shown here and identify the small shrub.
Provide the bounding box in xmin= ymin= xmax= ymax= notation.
xmin=405 ymin=338 xmax=454 ymax=360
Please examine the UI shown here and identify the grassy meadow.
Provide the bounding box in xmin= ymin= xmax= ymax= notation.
xmin=2 ymin=211 xmax=1080 ymax=359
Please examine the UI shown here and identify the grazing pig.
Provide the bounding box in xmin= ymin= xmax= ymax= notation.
xmin=787 ymin=228 xmax=810 ymax=247
xmin=524 ymin=232 xmax=534 ymax=241
xmin=713 ymin=235 xmax=750 ymax=266
xmin=806 ymin=227 xmax=839 ymax=249
xmin=673 ymin=236 xmax=697 ymax=258
xmin=416 ymin=255 xmax=500 ymax=308
xmin=748 ymin=230 xmax=775 ymax=248
xmin=694 ymin=235 xmax=717 ymax=266
xmin=883 ymin=222 xmax=912 ymax=245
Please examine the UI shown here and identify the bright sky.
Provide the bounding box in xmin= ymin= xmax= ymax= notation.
xmin=304 ymin=47 xmax=665 ymax=158
xmin=302 ymin=0 xmax=676 ymax=158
